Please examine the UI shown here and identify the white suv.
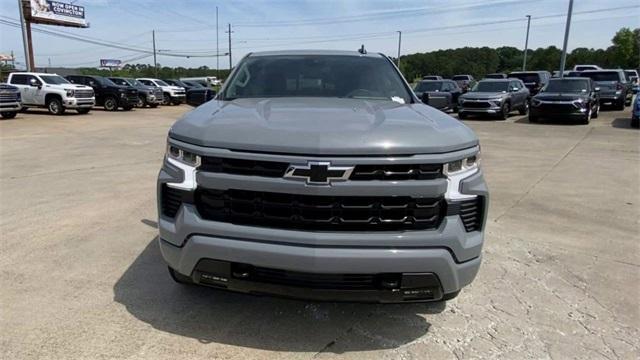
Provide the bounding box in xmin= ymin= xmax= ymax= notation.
xmin=7 ymin=72 xmax=95 ymax=115
xmin=137 ymin=78 xmax=185 ymax=106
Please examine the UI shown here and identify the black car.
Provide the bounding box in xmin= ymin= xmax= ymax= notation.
xmin=529 ymin=77 xmax=600 ymax=124
xmin=180 ymin=80 xmax=217 ymax=107
xmin=485 ymin=73 xmax=507 ymax=79
xmin=458 ymin=79 xmax=530 ymax=120
xmin=579 ymin=70 xmax=632 ymax=110
xmin=109 ymin=77 xmax=163 ymax=108
xmin=451 ymin=74 xmax=476 ymax=93
xmin=66 ymin=75 xmax=138 ymax=111
xmin=507 ymin=71 xmax=551 ymax=96
xmin=413 ymin=80 xmax=461 ymax=112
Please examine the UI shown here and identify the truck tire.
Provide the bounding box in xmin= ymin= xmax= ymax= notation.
xmin=1 ymin=111 xmax=17 ymax=119
xmin=592 ymin=103 xmax=599 ymax=119
xmin=47 ymin=97 xmax=65 ymax=115
xmin=77 ymin=108 xmax=91 ymax=115
xmin=163 ymin=93 xmax=171 ymax=106
xmin=168 ymin=267 xmax=193 ymax=285
xmin=498 ymin=102 xmax=510 ymax=120
xmin=149 ymin=103 xmax=159 ymax=108
xmin=137 ymin=95 xmax=147 ymax=108
xmin=103 ymin=96 xmax=118 ymax=111
xmin=580 ymin=107 xmax=591 ymax=125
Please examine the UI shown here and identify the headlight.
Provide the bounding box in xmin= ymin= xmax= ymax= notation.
xmin=66 ymin=89 xmax=75 ymax=97
xmin=166 ymin=144 xmax=201 ymax=167
xmin=444 ymin=153 xmax=480 ymax=176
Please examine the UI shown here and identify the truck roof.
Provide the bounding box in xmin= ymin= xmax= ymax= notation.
xmin=10 ymin=72 xmax=60 ymax=76
xmin=248 ymin=50 xmax=385 ymax=58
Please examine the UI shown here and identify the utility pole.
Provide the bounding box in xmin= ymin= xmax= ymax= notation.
xmin=396 ymin=31 xmax=402 ymax=69
xmin=216 ymin=6 xmax=219 ymax=79
xmin=559 ymin=0 xmax=573 ymax=78
xmin=11 ymin=50 xmax=15 ymax=68
xmin=226 ymin=23 xmax=233 ymax=69
xmin=17 ymin=0 xmax=33 ymax=71
xmin=522 ymin=15 xmax=531 ymax=71
xmin=152 ymin=30 xmax=158 ymax=77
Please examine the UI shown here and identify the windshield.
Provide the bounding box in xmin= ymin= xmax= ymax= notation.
xmin=223 ymin=55 xmax=412 ymax=103
xmin=110 ymin=78 xmax=128 ymax=86
xmin=185 ymin=81 xmax=205 ymax=88
xmin=94 ymin=77 xmax=117 ymax=86
xmin=414 ymin=81 xmax=443 ymax=92
xmin=581 ymin=72 xmax=620 ymax=82
xmin=543 ymin=80 xmax=589 ymax=93
xmin=472 ymin=81 xmax=509 ymax=92
xmin=124 ymin=78 xmax=142 ymax=86
xmin=509 ymin=73 xmax=540 ymax=83
xmin=155 ymin=80 xmax=169 ymax=86
xmin=452 ymin=75 xmax=469 ymax=81
xmin=40 ymin=75 xmax=70 ymax=85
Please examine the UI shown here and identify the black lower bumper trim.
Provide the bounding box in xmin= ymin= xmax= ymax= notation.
xmin=191 ymin=259 xmax=444 ymax=303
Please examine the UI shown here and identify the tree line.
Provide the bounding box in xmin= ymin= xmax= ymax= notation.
xmin=77 ymin=64 xmax=232 ymax=80
xmin=399 ymin=27 xmax=639 ymax=81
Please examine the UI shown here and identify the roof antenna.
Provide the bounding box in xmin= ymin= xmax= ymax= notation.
xmin=358 ymin=44 xmax=367 ymax=55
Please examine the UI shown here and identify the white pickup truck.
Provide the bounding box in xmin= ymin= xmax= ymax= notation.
xmin=137 ymin=78 xmax=185 ymax=106
xmin=7 ymin=72 xmax=95 ymax=115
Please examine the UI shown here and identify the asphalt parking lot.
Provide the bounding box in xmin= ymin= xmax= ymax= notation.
xmin=1 ymin=104 xmax=638 ymax=359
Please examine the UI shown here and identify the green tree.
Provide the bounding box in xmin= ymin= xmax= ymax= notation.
xmin=610 ymin=27 xmax=636 ymax=68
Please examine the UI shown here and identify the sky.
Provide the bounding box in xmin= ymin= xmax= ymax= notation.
xmin=0 ymin=0 xmax=638 ymax=69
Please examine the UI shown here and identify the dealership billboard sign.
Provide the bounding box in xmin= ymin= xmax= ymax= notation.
xmin=100 ymin=59 xmax=122 ymax=68
xmin=28 ymin=0 xmax=87 ymax=27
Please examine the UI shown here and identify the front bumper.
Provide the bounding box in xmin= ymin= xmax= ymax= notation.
xmin=170 ymin=94 xmax=186 ymax=103
xmin=146 ymin=94 xmax=163 ymax=104
xmin=64 ymin=97 xmax=95 ymax=108
xmin=0 ymin=101 xmax=22 ymax=112
xmin=598 ymin=93 xmax=625 ymax=104
xmin=530 ymin=104 xmax=588 ymax=118
xmin=157 ymin=148 xmax=488 ymax=302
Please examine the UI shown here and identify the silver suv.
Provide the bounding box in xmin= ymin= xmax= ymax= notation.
xmin=157 ymin=50 xmax=489 ymax=303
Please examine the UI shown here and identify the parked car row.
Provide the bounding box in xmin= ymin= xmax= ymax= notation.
xmin=1 ymin=72 xmax=219 ymax=117
xmin=416 ymin=67 xmax=636 ymax=127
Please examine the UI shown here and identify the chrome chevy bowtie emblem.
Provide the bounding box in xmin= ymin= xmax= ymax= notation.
xmin=284 ymin=161 xmax=354 ymax=185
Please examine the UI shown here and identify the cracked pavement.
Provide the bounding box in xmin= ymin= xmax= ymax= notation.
xmin=1 ymin=104 xmax=638 ymax=359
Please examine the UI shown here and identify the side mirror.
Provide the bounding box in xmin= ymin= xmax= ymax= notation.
xmin=594 ymin=87 xmax=600 ymax=92
xmin=511 ymin=87 xmax=519 ymax=92
xmin=421 ymin=92 xmax=430 ymax=104
xmin=29 ymin=78 xmax=40 ymax=87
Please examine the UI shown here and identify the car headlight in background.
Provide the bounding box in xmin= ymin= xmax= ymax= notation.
xmin=66 ymin=89 xmax=75 ymax=97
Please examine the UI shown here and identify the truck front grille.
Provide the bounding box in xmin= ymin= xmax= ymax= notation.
xmin=249 ymin=266 xmax=377 ymax=289
xmin=75 ymin=90 xmax=94 ymax=99
xmin=199 ymin=157 xmax=443 ymax=181
xmin=195 ymin=189 xmax=444 ymax=231
xmin=0 ymin=93 xmax=19 ymax=102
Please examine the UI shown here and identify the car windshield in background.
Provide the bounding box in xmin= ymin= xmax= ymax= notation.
xmin=509 ymin=73 xmax=540 ymax=83
xmin=110 ymin=78 xmax=128 ymax=86
xmin=544 ymin=80 xmax=589 ymax=93
xmin=40 ymin=75 xmax=70 ymax=85
xmin=414 ymin=81 xmax=442 ymax=92
xmin=452 ymin=76 xmax=469 ymax=81
xmin=581 ymin=72 xmax=620 ymax=82
xmin=472 ymin=81 xmax=508 ymax=92
xmin=223 ymin=55 xmax=412 ymax=103
xmin=155 ymin=80 xmax=170 ymax=86
xmin=96 ymin=77 xmax=117 ymax=86
xmin=125 ymin=78 xmax=142 ymax=86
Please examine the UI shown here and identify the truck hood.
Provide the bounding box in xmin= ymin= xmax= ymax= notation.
xmin=45 ymin=84 xmax=93 ymax=91
xmin=461 ymin=91 xmax=506 ymax=100
xmin=169 ymin=97 xmax=478 ymax=155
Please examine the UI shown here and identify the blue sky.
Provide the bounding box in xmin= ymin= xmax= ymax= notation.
xmin=0 ymin=0 xmax=638 ymax=69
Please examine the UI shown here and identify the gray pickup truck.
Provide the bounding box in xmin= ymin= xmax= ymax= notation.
xmin=157 ymin=50 xmax=488 ymax=303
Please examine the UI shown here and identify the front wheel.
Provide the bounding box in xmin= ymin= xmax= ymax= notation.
xmin=498 ymin=102 xmax=510 ymax=120
xmin=592 ymin=103 xmax=599 ymax=119
xmin=1 ymin=111 xmax=17 ymax=119
xmin=518 ymin=101 xmax=529 ymax=115
xmin=103 ymin=96 xmax=118 ymax=111
xmin=47 ymin=98 xmax=65 ymax=115
xmin=137 ymin=95 xmax=147 ymax=108
xmin=172 ymin=101 xmax=182 ymax=106
xmin=581 ymin=107 xmax=591 ymax=125
xmin=163 ymin=93 xmax=171 ymax=106
xmin=76 ymin=108 xmax=91 ymax=115
xmin=149 ymin=103 xmax=159 ymax=108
